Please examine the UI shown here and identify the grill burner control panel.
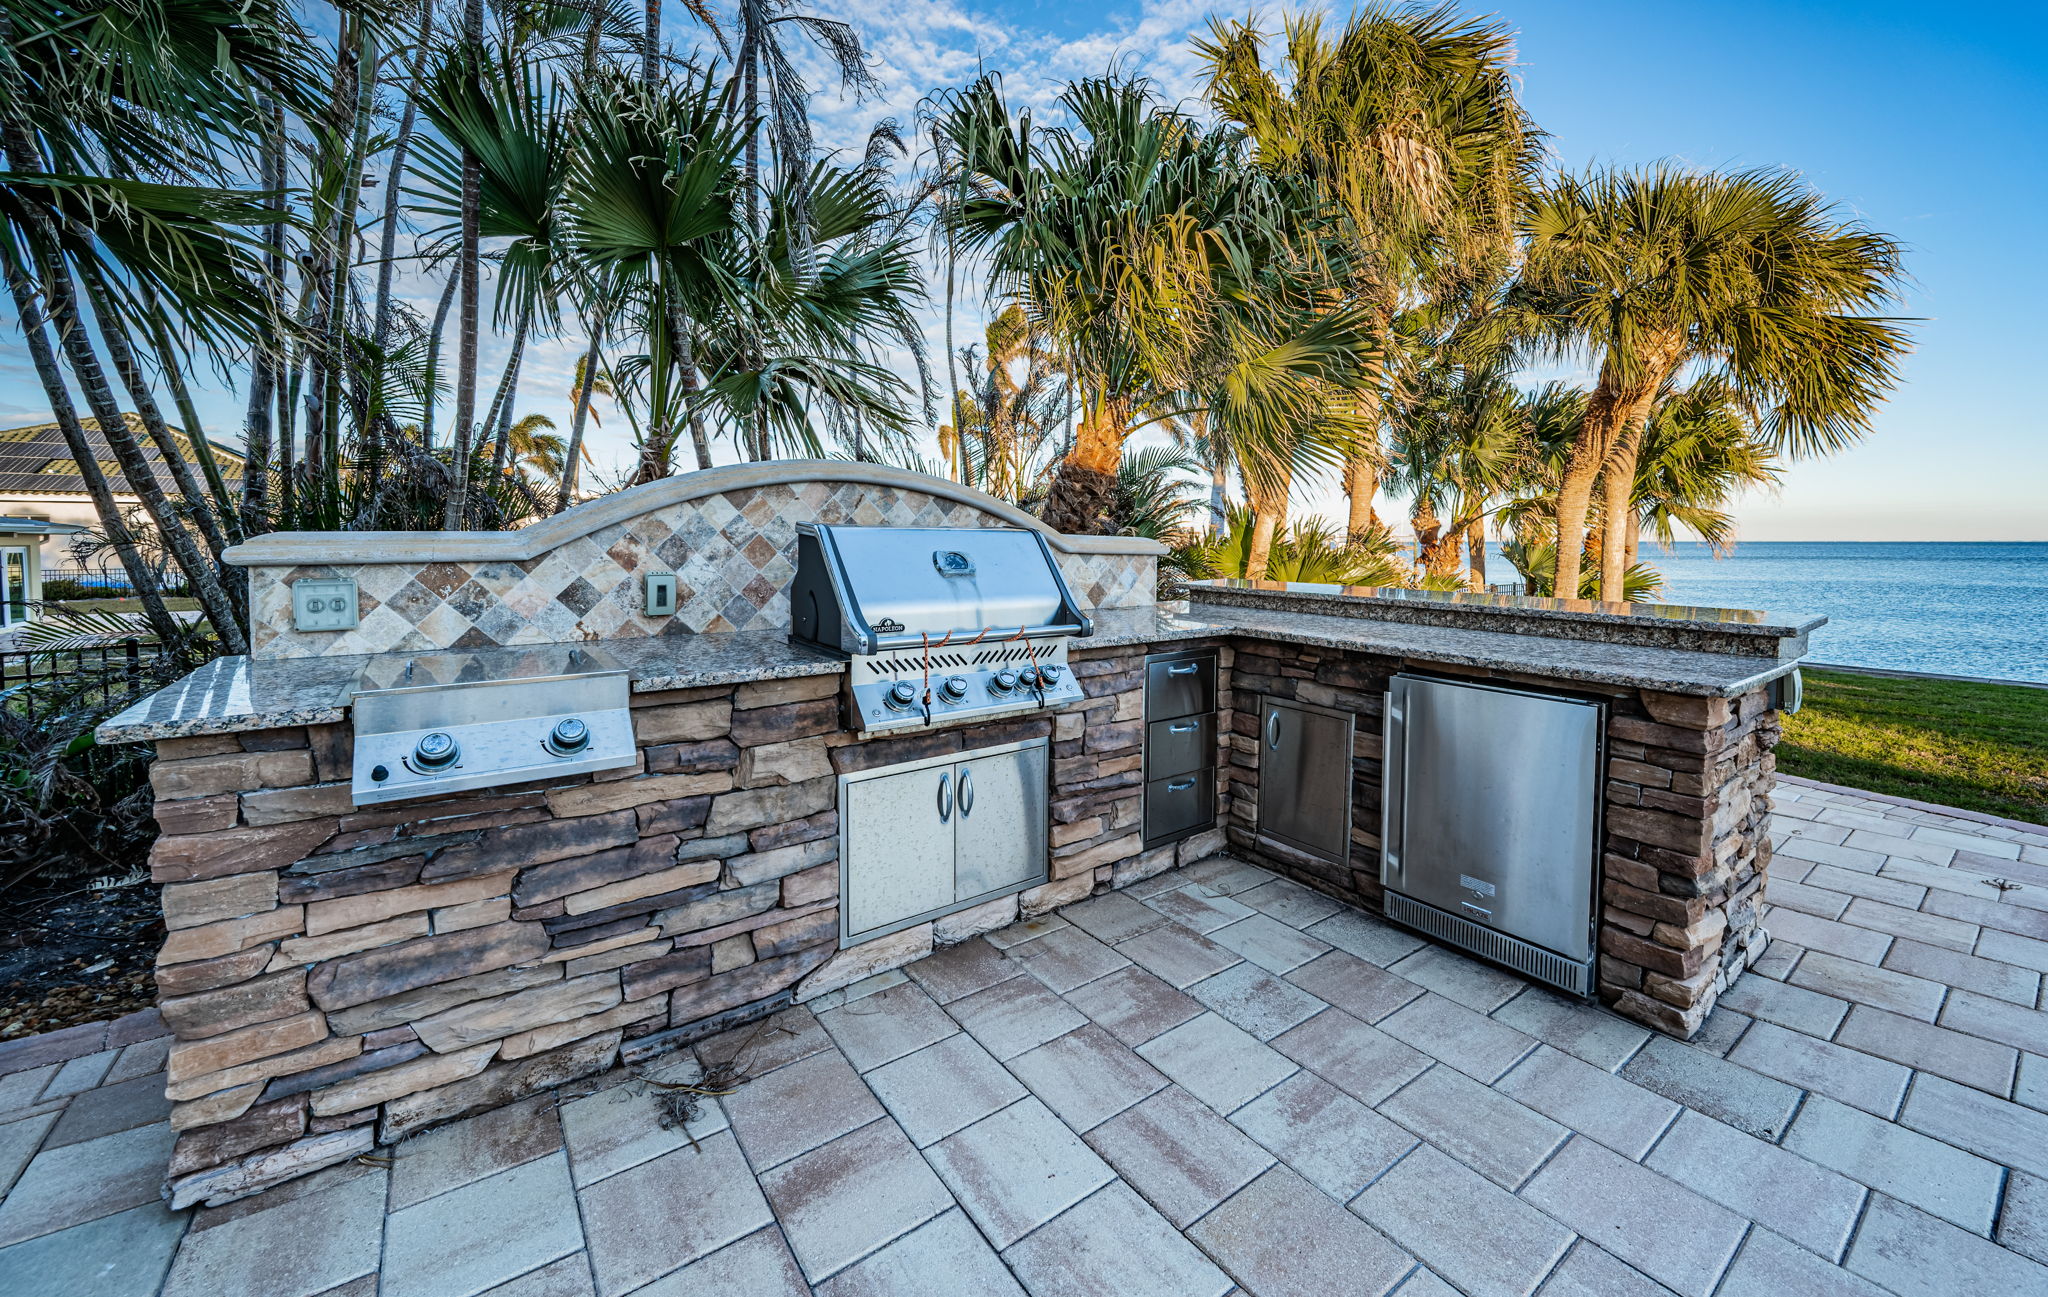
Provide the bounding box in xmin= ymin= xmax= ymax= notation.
xmin=349 ymin=658 xmax=636 ymax=806
xmin=851 ymin=639 xmax=1085 ymax=735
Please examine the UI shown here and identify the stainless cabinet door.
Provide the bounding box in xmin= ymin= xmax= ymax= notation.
xmin=1384 ymin=675 xmax=1601 ymax=961
xmin=843 ymin=763 xmax=958 ymax=939
xmin=1258 ymin=698 xmax=1353 ymax=863
xmin=954 ymin=743 xmax=1048 ymax=901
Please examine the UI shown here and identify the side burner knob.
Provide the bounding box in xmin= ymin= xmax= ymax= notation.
xmin=885 ymin=681 xmax=919 ymax=710
xmin=1037 ymin=663 xmax=1064 ymax=686
xmin=991 ymin=669 xmax=1019 ymax=693
xmin=939 ymin=675 xmax=969 ymax=702
xmin=1018 ymin=667 xmax=1041 ymax=689
xmin=546 ymin=717 xmax=591 ymax=756
xmin=411 ymin=730 xmax=460 ymax=771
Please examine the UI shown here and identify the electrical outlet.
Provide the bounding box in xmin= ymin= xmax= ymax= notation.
xmin=293 ymin=577 xmax=360 ymax=632
xmin=644 ymin=572 xmax=678 ymax=617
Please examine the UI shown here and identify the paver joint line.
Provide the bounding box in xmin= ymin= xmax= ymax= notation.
xmin=10 ymin=792 xmax=2048 ymax=1295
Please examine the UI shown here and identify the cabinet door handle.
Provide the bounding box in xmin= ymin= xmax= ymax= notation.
xmin=937 ymin=772 xmax=952 ymax=823
xmin=1168 ymin=721 xmax=1199 ymax=733
xmin=1166 ymin=663 xmax=1200 ymax=675
xmin=959 ymin=768 xmax=975 ymax=817
xmin=1267 ymin=710 xmax=1281 ymax=748
xmin=1166 ymin=778 xmax=1196 ymax=792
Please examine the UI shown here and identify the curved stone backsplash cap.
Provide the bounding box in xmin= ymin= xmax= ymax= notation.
xmin=235 ymin=462 xmax=1163 ymax=659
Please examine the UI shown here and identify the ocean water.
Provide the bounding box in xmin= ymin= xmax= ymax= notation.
xmin=1625 ymin=541 xmax=2048 ymax=684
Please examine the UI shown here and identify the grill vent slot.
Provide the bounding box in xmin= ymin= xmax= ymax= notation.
xmin=1383 ymin=892 xmax=1592 ymax=996
xmin=860 ymin=644 xmax=1055 ymax=676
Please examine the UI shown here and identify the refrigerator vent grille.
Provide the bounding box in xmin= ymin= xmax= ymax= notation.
xmin=1384 ymin=892 xmax=1593 ymax=997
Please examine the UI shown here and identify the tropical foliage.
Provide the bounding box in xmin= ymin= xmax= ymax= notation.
xmin=1 ymin=0 xmax=1909 ymax=630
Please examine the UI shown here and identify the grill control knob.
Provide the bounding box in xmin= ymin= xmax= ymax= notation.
xmin=1037 ymin=663 xmax=1064 ymax=686
xmin=991 ymin=669 xmax=1019 ymax=693
xmin=885 ymin=681 xmax=919 ymax=710
xmin=1018 ymin=667 xmax=1041 ymax=689
xmin=411 ymin=730 xmax=459 ymax=771
xmin=939 ymin=675 xmax=969 ymax=702
xmin=546 ymin=717 xmax=590 ymax=756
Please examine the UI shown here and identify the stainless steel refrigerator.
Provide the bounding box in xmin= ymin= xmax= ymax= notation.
xmin=1380 ymin=674 xmax=1605 ymax=995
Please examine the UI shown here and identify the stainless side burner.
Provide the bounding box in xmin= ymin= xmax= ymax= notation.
xmin=349 ymin=647 xmax=637 ymax=805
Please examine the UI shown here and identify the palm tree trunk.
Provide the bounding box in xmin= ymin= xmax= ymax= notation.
xmin=642 ymin=0 xmax=659 ymax=86
xmin=483 ymin=303 xmax=533 ymax=474
xmin=1343 ymin=379 xmax=1385 ymax=540
xmin=1598 ymin=433 xmax=1643 ymax=603
xmin=40 ymin=249 xmax=247 ymax=652
xmin=76 ymin=267 xmax=232 ymax=567
xmin=1242 ymin=469 xmax=1288 ymax=580
xmin=421 ymin=272 xmax=458 ymax=446
xmin=374 ymin=0 xmax=436 ymax=350
xmin=442 ymin=0 xmax=484 ymax=529
xmin=1466 ymin=519 xmax=1486 ymax=590
xmin=944 ymin=225 xmax=960 ymax=481
xmin=1624 ymin=515 xmax=1641 ymax=573
xmin=671 ymin=302 xmax=713 ymax=471
xmin=1550 ymin=438 xmax=1602 ymax=601
xmin=1041 ymin=400 xmax=1124 ymax=536
xmin=558 ymin=319 xmax=604 ymax=510
xmin=325 ymin=24 xmax=379 ymax=485
xmin=140 ymin=301 xmax=239 ymax=538
xmin=2 ymin=260 xmax=182 ymax=644
xmin=245 ymin=97 xmax=287 ymax=534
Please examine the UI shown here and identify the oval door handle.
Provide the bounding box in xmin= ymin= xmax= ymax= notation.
xmin=959 ymin=769 xmax=975 ymax=817
xmin=1168 ymin=722 xmax=1199 ymax=733
xmin=1166 ymin=779 xmax=1196 ymax=792
xmin=937 ymin=772 xmax=952 ymax=823
xmin=1166 ymin=663 xmax=1200 ymax=675
xmin=1266 ymin=710 xmax=1281 ymax=748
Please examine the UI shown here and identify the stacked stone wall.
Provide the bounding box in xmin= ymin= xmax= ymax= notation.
xmin=1220 ymin=642 xmax=1777 ymax=1039
xmin=143 ymin=641 xmax=1242 ymax=1206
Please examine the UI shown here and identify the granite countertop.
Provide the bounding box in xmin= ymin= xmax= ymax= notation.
xmin=1087 ymin=603 xmax=1806 ymax=698
xmin=1189 ymin=579 xmax=1825 ymax=654
xmin=101 ymin=596 xmax=1807 ymax=744
xmin=96 ymin=629 xmax=847 ymax=744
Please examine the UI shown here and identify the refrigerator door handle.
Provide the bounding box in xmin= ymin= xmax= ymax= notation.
xmin=1381 ymin=688 xmax=1406 ymax=884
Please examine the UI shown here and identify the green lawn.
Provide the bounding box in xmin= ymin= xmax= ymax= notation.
xmin=1779 ymin=668 xmax=2048 ymax=826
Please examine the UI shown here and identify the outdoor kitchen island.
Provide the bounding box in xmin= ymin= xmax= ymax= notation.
xmin=98 ymin=463 xmax=1817 ymax=1208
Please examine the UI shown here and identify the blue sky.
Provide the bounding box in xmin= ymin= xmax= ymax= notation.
xmin=4 ymin=0 xmax=2041 ymax=540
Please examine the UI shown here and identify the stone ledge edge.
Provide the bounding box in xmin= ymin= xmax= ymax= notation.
xmin=223 ymin=461 xmax=1168 ymax=566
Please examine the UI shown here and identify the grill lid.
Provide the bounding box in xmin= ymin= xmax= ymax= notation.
xmin=791 ymin=524 xmax=1092 ymax=656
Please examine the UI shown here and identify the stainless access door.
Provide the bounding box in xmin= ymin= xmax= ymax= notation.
xmin=954 ymin=743 xmax=1048 ymax=902
xmin=842 ymin=762 xmax=956 ymax=938
xmin=1258 ymin=698 xmax=1354 ymax=863
xmin=1381 ymin=675 xmax=1602 ymax=965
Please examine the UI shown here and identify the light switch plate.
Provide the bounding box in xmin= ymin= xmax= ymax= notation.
xmin=293 ymin=577 xmax=359 ymax=632
xmin=644 ymin=571 xmax=678 ymax=617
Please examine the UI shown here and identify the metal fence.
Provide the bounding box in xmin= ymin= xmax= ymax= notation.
xmin=0 ymin=638 xmax=146 ymax=723
xmin=41 ymin=563 xmax=190 ymax=600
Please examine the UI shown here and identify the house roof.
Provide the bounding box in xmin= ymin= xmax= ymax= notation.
xmin=0 ymin=414 xmax=245 ymax=499
xmin=0 ymin=516 xmax=87 ymax=536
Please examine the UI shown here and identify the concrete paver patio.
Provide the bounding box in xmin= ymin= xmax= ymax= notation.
xmin=5 ymin=776 xmax=2048 ymax=1296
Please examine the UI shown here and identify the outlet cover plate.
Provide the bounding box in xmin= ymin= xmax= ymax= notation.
xmin=644 ymin=571 xmax=678 ymax=617
xmin=293 ymin=577 xmax=360 ymax=632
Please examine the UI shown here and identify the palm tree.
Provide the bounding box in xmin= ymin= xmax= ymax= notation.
xmin=1517 ymin=164 xmax=1910 ymax=600
xmin=1628 ymin=374 xmax=1780 ymax=567
xmin=1199 ymin=4 xmax=1538 ymax=541
xmin=1385 ymin=343 xmax=1525 ymax=585
xmin=560 ymin=62 xmax=747 ymax=480
xmin=932 ymin=72 xmax=1374 ymax=540
xmin=1187 ymin=505 xmax=1410 ymax=586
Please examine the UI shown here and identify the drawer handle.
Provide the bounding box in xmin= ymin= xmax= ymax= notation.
xmin=1167 ymin=722 xmax=1199 ymax=733
xmin=1166 ymin=663 xmax=1200 ymax=676
xmin=1166 ymin=778 xmax=1196 ymax=792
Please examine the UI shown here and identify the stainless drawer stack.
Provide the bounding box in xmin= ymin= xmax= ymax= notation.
xmin=1143 ymin=649 xmax=1217 ymax=846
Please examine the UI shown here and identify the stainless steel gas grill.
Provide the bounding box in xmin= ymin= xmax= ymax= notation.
xmin=789 ymin=523 xmax=1093 ymax=735
xmin=348 ymin=646 xmax=638 ymax=806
